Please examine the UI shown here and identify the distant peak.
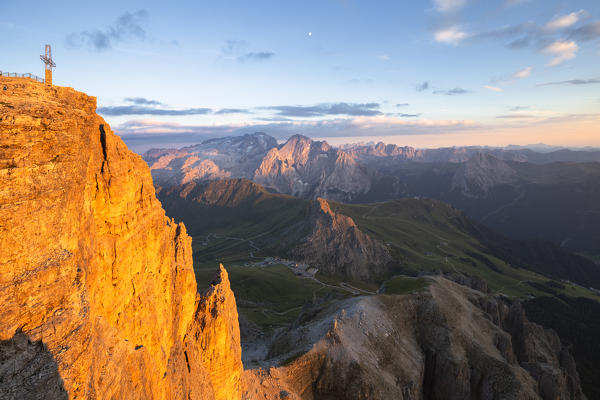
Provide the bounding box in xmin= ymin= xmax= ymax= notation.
xmin=316 ymin=197 xmax=334 ymax=216
xmin=287 ymin=134 xmax=312 ymax=143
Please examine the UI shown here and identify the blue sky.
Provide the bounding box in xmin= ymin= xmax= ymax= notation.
xmin=1 ymin=0 xmax=599 ymax=151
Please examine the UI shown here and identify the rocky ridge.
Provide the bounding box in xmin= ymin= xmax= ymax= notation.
xmin=145 ymin=132 xmax=277 ymax=186
xmin=147 ymin=134 xmax=374 ymax=202
xmin=291 ymin=198 xmax=391 ymax=280
xmin=450 ymin=152 xmax=519 ymax=197
xmin=246 ymin=278 xmax=585 ymax=400
xmin=0 ymin=78 xmax=241 ymax=399
xmin=253 ymin=135 xmax=372 ymax=201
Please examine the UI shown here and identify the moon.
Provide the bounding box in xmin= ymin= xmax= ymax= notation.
xmin=308 ymin=32 xmax=312 ymax=37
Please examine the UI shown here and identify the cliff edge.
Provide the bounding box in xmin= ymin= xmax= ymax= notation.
xmin=0 ymin=78 xmax=241 ymax=399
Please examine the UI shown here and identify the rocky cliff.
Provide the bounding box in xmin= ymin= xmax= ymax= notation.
xmin=145 ymin=133 xmax=277 ymax=186
xmin=450 ymin=152 xmax=519 ymax=197
xmin=0 ymin=78 xmax=241 ymax=399
xmin=146 ymin=134 xmax=374 ymax=202
xmin=291 ymin=198 xmax=391 ymax=280
xmin=248 ymin=278 xmax=585 ymax=400
xmin=253 ymin=135 xmax=372 ymax=201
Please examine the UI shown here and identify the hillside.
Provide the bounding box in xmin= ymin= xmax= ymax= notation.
xmin=157 ymin=179 xmax=391 ymax=281
xmin=158 ymin=178 xmax=600 ymax=297
xmin=372 ymin=155 xmax=600 ymax=253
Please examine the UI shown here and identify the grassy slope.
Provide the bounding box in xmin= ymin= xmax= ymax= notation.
xmin=160 ymin=180 xmax=599 ymax=330
xmin=332 ymin=199 xmax=600 ymax=300
xmin=375 ymin=161 xmax=600 ymax=255
xmin=196 ymin=264 xmax=350 ymax=329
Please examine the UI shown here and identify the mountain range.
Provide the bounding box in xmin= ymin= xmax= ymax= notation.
xmin=144 ymin=133 xmax=600 ymax=255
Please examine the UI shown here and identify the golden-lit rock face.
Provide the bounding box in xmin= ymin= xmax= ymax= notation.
xmin=0 ymin=78 xmax=241 ymax=399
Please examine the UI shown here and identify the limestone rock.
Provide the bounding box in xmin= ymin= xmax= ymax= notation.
xmin=145 ymin=133 xmax=277 ymax=187
xmin=253 ymin=135 xmax=372 ymax=202
xmin=291 ymin=198 xmax=391 ymax=280
xmin=261 ymin=278 xmax=585 ymax=400
xmin=450 ymin=152 xmax=519 ymax=197
xmin=0 ymin=78 xmax=242 ymax=400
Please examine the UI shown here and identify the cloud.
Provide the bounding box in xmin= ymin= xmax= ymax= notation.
xmin=346 ymin=78 xmax=375 ymax=84
xmin=395 ymin=113 xmax=422 ymax=118
xmin=568 ymin=21 xmax=600 ymax=42
xmin=434 ymin=26 xmax=468 ymax=44
xmin=496 ymin=114 xmax=536 ymax=119
xmin=496 ymin=108 xmax=558 ymax=120
xmin=124 ymin=97 xmax=163 ymax=106
xmin=396 ymin=103 xmax=410 ymax=107
xmin=66 ymin=10 xmax=147 ymax=50
xmin=504 ymin=0 xmax=529 ymax=6
xmin=416 ymin=82 xmax=430 ymax=92
xmin=545 ymin=10 xmax=585 ymax=31
xmin=116 ymin=116 xmax=478 ymax=141
xmin=513 ymin=66 xmax=532 ymax=79
xmin=543 ymin=40 xmax=578 ymax=66
xmin=215 ymin=108 xmax=250 ymax=114
xmin=506 ymin=37 xmax=530 ymax=49
xmin=97 ymin=105 xmax=212 ymax=116
xmin=484 ymin=85 xmax=503 ymax=92
xmin=433 ymin=0 xmax=466 ymax=13
xmin=220 ymin=40 xmax=274 ymax=62
xmin=222 ymin=40 xmax=247 ymax=55
xmin=537 ymin=78 xmax=600 ymax=87
xmin=238 ymin=51 xmax=275 ymax=61
xmin=433 ymin=87 xmax=470 ymax=95
xmin=263 ymin=103 xmax=382 ymax=117
xmin=376 ymin=54 xmax=390 ymax=61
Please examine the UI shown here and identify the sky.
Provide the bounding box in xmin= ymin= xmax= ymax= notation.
xmin=1 ymin=0 xmax=599 ymax=152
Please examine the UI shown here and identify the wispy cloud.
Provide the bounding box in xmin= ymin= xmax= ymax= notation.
xmin=433 ymin=87 xmax=470 ymax=95
xmin=544 ymin=10 xmax=585 ymax=31
xmin=124 ymin=97 xmax=163 ymax=106
xmin=496 ymin=108 xmax=558 ymax=120
xmin=537 ymin=78 xmax=600 ymax=87
xmin=263 ymin=103 xmax=382 ymax=117
xmin=415 ymin=82 xmax=430 ymax=92
xmin=434 ymin=26 xmax=468 ymax=44
xmin=116 ymin=116 xmax=478 ymax=140
xmin=98 ymin=105 xmax=212 ymax=116
xmin=220 ymin=40 xmax=274 ymax=62
xmin=395 ymin=113 xmax=422 ymax=118
xmin=396 ymin=103 xmax=410 ymax=107
xmin=222 ymin=40 xmax=247 ymax=55
xmin=470 ymin=18 xmax=589 ymax=67
xmin=66 ymin=10 xmax=147 ymax=51
xmin=504 ymin=0 xmax=529 ymax=6
xmin=543 ymin=40 xmax=578 ymax=66
xmin=484 ymin=85 xmax=503 ymax=92
xmin=215 ymin=108 xmax=251 ymax=114
xmin=346 ymin=78 xmax=375 ymax=85
xmin=496 ymin=114 xmax=536 ymax=119
xmin=513 ymin=66 xmax=532 ymax=79
xmin=568 ymin=21 xmax=600 ymax=42
xmin=433 ymin=0 xmax=466 ymax=13
xmin=238 ymin=51 xmax=275 ymax=62
xmin=376 ymin=54 xmax=390 ymax=61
